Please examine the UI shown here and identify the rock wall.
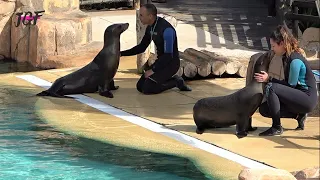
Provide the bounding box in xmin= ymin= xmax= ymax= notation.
xmin=299 ymin=27 xmax=320 ymax=60
xmin=238 ymin=166 xmax=320 ymax=180
xmin=43 ymin=0 xmax=79 ymax=14
xmin=12 ymin=12 xmax=92 ymax=67
xmin=0 ymin=0 xmax=16 ymax=59
xmin=238 ymin=168 xmax=297 ymax=180
xmin=0 ymin=0 xmax=92 ymax=68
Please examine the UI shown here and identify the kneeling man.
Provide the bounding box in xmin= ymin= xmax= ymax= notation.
xmin=120 ymin=4 xmax=191 ymax=94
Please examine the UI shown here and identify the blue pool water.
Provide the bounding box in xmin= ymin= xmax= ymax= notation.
xmin=0 ymin=87 xmax=215 ymax=180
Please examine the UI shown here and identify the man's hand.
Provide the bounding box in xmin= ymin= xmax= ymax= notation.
xmin=254 ymin=71 xmax=269 ymax=82
xmin=144 ymin=69 xmax=154 ymax=78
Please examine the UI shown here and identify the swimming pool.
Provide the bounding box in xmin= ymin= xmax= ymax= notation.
xmin=0 ymin=87 xmax=217 ymax=179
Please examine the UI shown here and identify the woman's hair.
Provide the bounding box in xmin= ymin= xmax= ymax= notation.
xmin=270 ymin=25 xmax=305 ymax=57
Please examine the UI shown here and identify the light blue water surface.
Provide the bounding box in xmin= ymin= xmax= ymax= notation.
xmin=0 ymin=87 xmax=215 ymax=180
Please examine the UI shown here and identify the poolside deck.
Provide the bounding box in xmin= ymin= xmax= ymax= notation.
xmin=3 ymin=55 xmax=319 ymax=179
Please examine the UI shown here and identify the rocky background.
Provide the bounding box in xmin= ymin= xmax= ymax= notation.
xmin=0 ymin=0 xmax=15 ymax=59
xmin=239 ymin=166 xmax=320 ymax=180
xmin=0 ymin=0 xmax=92 ymax=68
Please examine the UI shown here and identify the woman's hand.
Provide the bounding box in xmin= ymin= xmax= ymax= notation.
xmin=144 ymin=69 xmax=154 ymax=78
xmin=254 ymin=71 xmax=269 ymax=82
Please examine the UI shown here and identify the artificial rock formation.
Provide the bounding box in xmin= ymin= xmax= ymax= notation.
xmin=0 ymin=0 xmax=92 ymax=68
xmin=299 ymin=27 xmax=320 ymax=60
xmin=238 ymin=168 xmax=297 ymax=180
xmin=238 ymin=166 xmax=320 ymax=180
xmin=25 ymin=12 xmax=91 ymax=68
xmin=0 ymin=0 xmax=16 ymax=59
xmin=291 ymin=166 xmax=320 ymax=180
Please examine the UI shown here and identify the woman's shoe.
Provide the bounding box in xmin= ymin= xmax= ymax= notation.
xmin=295 ymin=113 xmax=307 ymax=130
xmin=259 ymin=126 xmax=283 ymax=136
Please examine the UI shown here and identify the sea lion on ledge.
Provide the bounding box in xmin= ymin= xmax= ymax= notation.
xmin=193 ymin=51 xmax=274 ymax=138
xmin=36 ymin=23 xmax=129 ymax=98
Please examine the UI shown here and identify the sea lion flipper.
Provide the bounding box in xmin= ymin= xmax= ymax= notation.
xmin=236 ymin=132 xmax=247 ymax=139
xmin=109 ymin=79 xmax=119 ymax=90
xmin=99 ymin=90 xmax=114 ymax=98
xmin=246 ymin=117 xmax=258 ymax=132
xmin=235 ymin=114 xmax=249 ymax=139
xmin=36 ymin=90 xmax=50 ymax=96
xmin=98 ymin=83 xmax=114 ymax=98
xmin=245 ymin=94 xmax=264 ymax=132
xmin=196 ymin=127 xmax=205 ymax=134
xmin=36 ymin=78 xmax=65 ymax=97
xmin=36 ymin=90 xmax=73 ymax=99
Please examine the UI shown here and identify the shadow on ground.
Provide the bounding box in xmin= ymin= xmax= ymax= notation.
xmin=154 ymin=0 xmax=278 ymax=51
xmin=168 ymin=124 xmax=320 ymax=151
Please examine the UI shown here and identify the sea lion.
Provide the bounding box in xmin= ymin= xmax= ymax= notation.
xmin=193 ymin=51 xmax=274 ymax=138
xmin=36 ymin=23 xmax=129 ymax=98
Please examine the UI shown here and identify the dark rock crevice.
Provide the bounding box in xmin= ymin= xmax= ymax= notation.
xmin=54 ymin=25 xmax=58 ymax=55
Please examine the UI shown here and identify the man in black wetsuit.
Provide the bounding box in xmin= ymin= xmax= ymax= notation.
xmin=120 ymin=4 xmax=192 ymax=95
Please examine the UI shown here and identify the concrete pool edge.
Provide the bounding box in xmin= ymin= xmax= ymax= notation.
xmin=16 ymin=74 xmax=274 ymax=170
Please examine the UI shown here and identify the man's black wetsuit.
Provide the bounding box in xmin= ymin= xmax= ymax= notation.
xmin=258 ymin=51 xmax=318 ymax=135
xmin=120 ymin=16 xmax=183 ymax=94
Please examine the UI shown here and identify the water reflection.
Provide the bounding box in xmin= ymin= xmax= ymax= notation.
xmin=0 ymin=59 xmax=41 ymax=74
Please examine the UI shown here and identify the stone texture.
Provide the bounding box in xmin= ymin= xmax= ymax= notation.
xmin=28 ymin=18 xmax=56 ymax=64
xmin=291 ymin=166 xmax=320 ymax=180
xmin=0 ymin=0 xmax=92 ymax=66
xmin=27 ymin=14 xmax=92 ymax=67
xmin=9 ymin=0 xmax=92 ymax=67
xmin=43 ymin=0 xmax=79 ymax=14
xmin=8 ymin=0 xmax=43 ymax=61
xmin=0 ymin=0 xmax=16 ymax=15
xmin=17 ymin=0 xmax=44 ymax=12
xmin=0 ymin=0 xmax=15 ymax=58
xmin=238 ymin=168 xmax=297 ymax=180
xmin=10 ymin=16 xmax=29 ymax=62
xmin=299 ymin=27 xmax=320 ymax=60
xmin=38 ymin=41 xmax=102 ymax=69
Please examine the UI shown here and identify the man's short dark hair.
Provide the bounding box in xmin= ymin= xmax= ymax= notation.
xmin=142 ymin=4 xmax=157 ymax=16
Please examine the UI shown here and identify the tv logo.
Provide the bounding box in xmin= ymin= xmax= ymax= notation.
xmin=15 ymin=10 xmax=45 ymax=27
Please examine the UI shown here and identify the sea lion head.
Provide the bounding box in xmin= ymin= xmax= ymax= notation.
xmin=104 ymin=23 xmax=129 ymax=39
xmin=253 ymin=50 xmax=274 ymax=74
